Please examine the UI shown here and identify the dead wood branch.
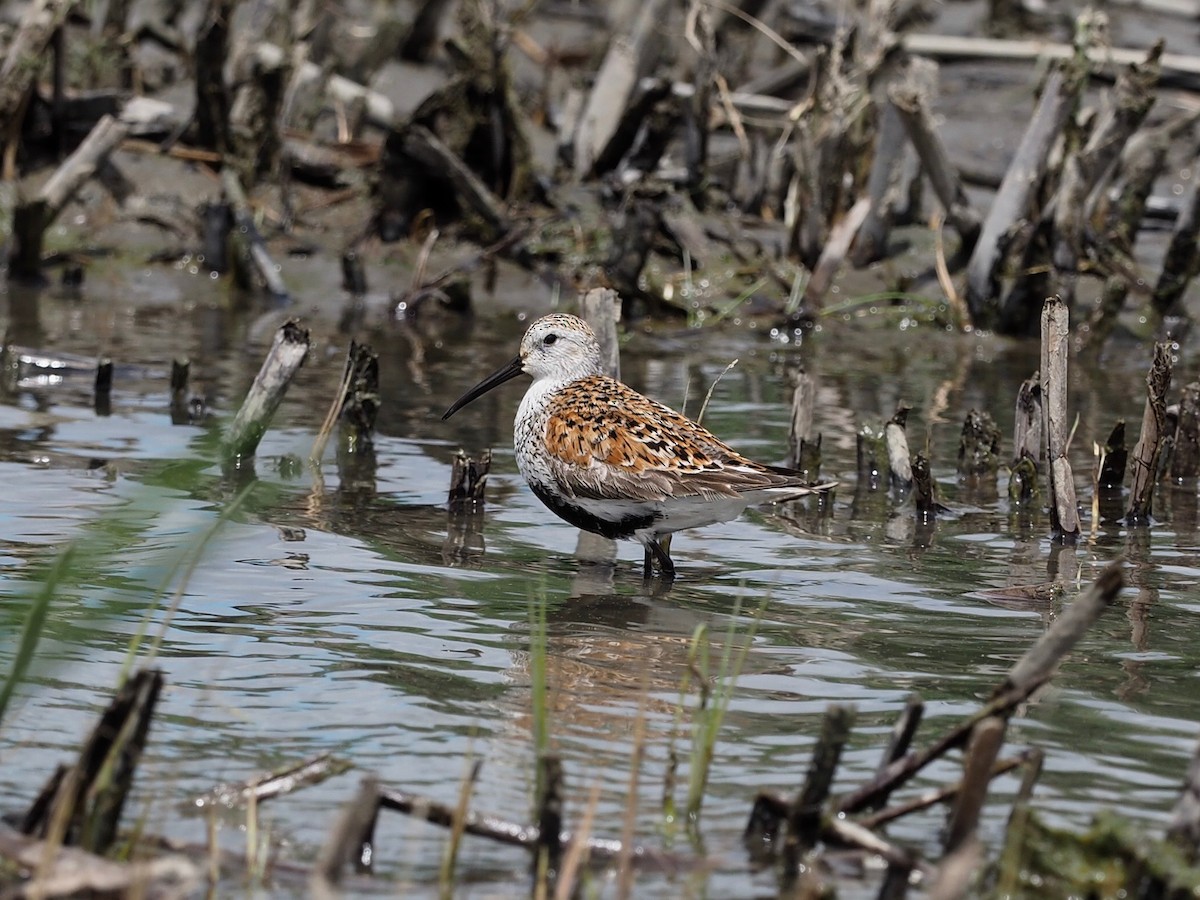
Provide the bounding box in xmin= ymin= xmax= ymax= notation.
xmin=901 ymin=32 xmax=1200 ymax=89
xmin=890 ymin=86 xmax=981 ymax=251
xmin=376 ymin=785 xmax=687 ymax=873
xmin=965 ymin=67 xmax=1078 ymax=330
xmin=1050 ymin=44 xmax=1162 ymax=307
xmin=194 ymin=753 xmax=351 ymax=809
xmin=572 ymin=0 xmax=674 ymax=177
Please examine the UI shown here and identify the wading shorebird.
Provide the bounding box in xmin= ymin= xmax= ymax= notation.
xmin=442 ymin=314 xmax=835 ymax=580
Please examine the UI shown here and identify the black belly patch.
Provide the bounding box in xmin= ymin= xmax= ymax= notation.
xmin=530 ymin=483 xmax=657 ymax=540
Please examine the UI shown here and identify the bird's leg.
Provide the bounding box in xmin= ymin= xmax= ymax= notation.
xmin=645 ymin=539 xmax=676 ymax=582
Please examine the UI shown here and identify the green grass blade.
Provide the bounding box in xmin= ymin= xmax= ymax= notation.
xmin=0 ymin=543 xmax=76 ymax=725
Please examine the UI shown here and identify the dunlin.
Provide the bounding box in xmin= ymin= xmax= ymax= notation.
xmin=443 ymin=314 xmax=834 ymax=579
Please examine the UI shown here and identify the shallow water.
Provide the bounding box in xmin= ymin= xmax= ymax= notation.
xmin=0 ymin=269 xmax=1198 ymax=897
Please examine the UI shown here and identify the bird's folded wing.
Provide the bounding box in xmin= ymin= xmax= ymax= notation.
xmin=542 ymin=379 xmax=787 ymax=502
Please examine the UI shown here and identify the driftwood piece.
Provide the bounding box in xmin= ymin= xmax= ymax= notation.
xmin=399 ymin=0 xmax=455 ymax=61
xmin=341 ymin=251 xmax=367 ymax=295
xmin=1050 ymin=44 xmax=1161 ymax=307
xmin=861 ymin=754 xmax=1031 ymax=831
xmin=221 ymin=168 xmax=290 ymax=299
xmin=9 ymin=115 xmax=132 ymax=280
xmin=255 ymin=43 xmax=396 ymax=129
xmin=1041 ymin=297 xmax=1079 ymax=539
xmin=857 ymin=425 xmax=885 ymax=493
xmin=965 ymin=67 xmax=1078 ymax=331
xmin=788 ymin=371 xmax=823 ymax=480
xmin=1171 ymin=383 xmax=1200 ymax=482
xmin=572 ymin=0 xmax=673 ymax=177
xmin=169 ymin=358 xmax=191 ymax=423
xmin=889 ymin=86 xmax=980 ymax=251
xmin=1126 ymin=342 xmax=1174 ymax=524
xmin=223 ymin=320 xmax=311 ymax=464
xmin=802 ymin=197 xmax=872 ymax=311
xmin=338 ymin=341 xmax=380 ymax=445
xmin=535 ymin=755 xmax=565 ymax=875
xmin=94 ymin=358 xmax=113 ymax=417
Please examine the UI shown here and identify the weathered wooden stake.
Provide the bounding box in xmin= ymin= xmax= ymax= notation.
xmin=1040 ymin=297 xmax=1079 ymax=540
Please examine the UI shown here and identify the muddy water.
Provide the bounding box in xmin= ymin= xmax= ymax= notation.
xmin=0 ymin=265 xmax=1197 ymax=897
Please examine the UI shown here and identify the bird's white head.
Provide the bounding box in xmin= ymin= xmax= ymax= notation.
xmin=442 ymin=313 xmax=605 ymax=420
xmin=518 ymin=314 xmax=602 ymax=383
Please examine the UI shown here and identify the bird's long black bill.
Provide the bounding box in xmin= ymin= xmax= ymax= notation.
xmin=441 ymin=355 xmax=524 ymax=419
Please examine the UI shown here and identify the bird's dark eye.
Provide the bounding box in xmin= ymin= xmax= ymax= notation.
xmin=543 ymin=333 xmax=558 ymax=346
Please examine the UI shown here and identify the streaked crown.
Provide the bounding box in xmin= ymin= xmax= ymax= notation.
xmin=519 ymin=314 xmax=603 ymax=382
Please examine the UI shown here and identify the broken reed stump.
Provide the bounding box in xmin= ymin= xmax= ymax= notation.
xmin=958 ymin=408 xmax=1001 ymax=495
xmin=169 ymin=358 xmax=192 ymax=424
xmin=1040 ymin=297 xmax=1080 ymax=540
xmin=93 ymin=357 xmax=113 ymax=417
xmin=787 ymin=370 xmax=823 ymax=481
xmin=782 ymin=704 xmax=855 ymax=876
xmin=22 ymin=669 xmax=162 ymax=854
xmin=447 ymin=449 xmax=491 ymax=514
xmin=1126 ymin=342 xmax=1174 ymax=524
xmin=911 ymin=452 xmax=938 ymax=519
xmin=222 ymin=320 xmax=311 ymax=465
